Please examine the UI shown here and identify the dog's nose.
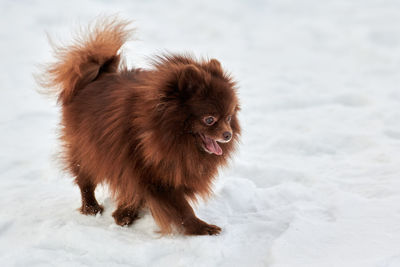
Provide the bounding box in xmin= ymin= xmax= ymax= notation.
xmin=223 ymin=131 xmax=232 ymax=141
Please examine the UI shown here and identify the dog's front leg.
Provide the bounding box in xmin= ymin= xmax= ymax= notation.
xmin=146 ymin=186 xmax=221 ymax=235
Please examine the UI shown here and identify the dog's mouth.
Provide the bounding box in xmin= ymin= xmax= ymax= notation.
xmin=199 ymin=134 xmax=223 ymax=155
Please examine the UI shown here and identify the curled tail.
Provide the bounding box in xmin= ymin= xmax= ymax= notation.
xmin=39 ymin=17 xmax=132 ymax=104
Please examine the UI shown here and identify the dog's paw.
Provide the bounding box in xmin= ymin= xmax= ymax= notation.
xmin=183 ymin=218 xmax=222 ymax=236
xmin=112 ymin=209 xmax=139 ymax=226
xmin=199 ymin=224 xmax=222 ymax=235
xmin=80 ymin=203 xmax=104 ymax=215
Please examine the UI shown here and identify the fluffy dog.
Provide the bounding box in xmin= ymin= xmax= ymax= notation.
xmin=40 ymin=17 xmax=240 ymax=235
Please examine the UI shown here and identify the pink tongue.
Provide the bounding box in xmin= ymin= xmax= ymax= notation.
xmin=205 ymin=136 xmax=223 ymax=155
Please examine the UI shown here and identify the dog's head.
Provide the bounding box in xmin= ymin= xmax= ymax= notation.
xmin=155 ymin=56 xmax=240 ymax=157
xmin=181 ymin=62 xmax=240 ymax=156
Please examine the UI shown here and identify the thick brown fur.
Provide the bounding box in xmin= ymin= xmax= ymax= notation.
xmin=40 ymin=17 xmax=240 ymax=235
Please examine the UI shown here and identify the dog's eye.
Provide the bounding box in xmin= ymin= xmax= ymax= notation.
xmin=203 ymin=116 xmax=216 ymax=126
xmin=227 ymin=115 xmax=232 ymax=123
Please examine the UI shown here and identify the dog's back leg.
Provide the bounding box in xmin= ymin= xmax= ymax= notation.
xmin=112 ymin=199 xmax=143 ymax=226
xmin=74 ymin=169 xmax=103 ymax=215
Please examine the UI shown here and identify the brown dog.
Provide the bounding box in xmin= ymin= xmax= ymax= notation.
xmin=40 ymin=17 xmax=240 ymax=235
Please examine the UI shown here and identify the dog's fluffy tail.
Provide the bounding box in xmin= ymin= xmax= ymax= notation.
xmin=39 ymin=17 xmax=132 ymax=104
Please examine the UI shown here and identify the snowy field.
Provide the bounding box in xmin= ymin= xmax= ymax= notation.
xmin=1 ymin=0 xmax=400 ymax=266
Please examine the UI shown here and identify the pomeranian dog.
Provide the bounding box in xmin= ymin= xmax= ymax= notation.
xmin=40 ymin=17 xmax=240 ymax=235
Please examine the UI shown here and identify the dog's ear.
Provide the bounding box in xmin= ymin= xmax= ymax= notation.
xmin=178 ymin=64 xmax=203 ymax=94
xmin=205 ymin=58 xmax=223 ymax=76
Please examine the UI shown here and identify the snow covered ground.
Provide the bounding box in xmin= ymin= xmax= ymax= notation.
xmin=1 ymin=0 xmax=400 ymax=266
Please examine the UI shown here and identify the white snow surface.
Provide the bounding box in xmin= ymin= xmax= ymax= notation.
xmin=1 ymin=0 xmax=400 ymax=266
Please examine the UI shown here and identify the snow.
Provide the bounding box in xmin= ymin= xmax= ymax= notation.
xmin=1 ymin=0 xmax=400 ymax=266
